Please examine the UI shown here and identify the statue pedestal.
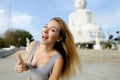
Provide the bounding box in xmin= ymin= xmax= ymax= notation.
xmin=94 ymin=44 xmax=101 ymax=50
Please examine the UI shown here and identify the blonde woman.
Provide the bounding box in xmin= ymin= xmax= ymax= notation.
xmin=15 ymin=17 xmax=81 ymax=80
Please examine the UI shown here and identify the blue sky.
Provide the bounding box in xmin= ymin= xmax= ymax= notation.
xmin=0 ymin=0 xmax=120 ymax=40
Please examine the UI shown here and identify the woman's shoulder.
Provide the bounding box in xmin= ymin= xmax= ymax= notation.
xmin=25 ymin=40 xmax=39 ymax=58
xmin=29 ymin=40 xmax=39 ymax=47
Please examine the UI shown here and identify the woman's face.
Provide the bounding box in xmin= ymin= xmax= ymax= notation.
xmin=40 ymin=20 xmax=62 ymax=45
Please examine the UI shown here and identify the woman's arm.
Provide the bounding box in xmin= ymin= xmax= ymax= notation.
xmin=24 ymin=41 xmax=36 ymax=64
xmin=49 ymin=57 xmax=63 ymax=80
xmin=15 ymin=41 xmax=36 ymax=73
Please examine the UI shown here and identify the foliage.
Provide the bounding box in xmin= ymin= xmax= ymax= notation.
xmin=3 ymin=29 xmax=34 ymax=47
xmin=105 ymin=39 xmax=116 ymax=49
xmin=109 ymin=35 xmax=113 ymax=39
xmin=0 ymin=38 xmax=5 ymax=48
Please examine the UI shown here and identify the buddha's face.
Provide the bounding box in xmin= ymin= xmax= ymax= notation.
xmin=74 ymin=0 xmax=86 ymax=9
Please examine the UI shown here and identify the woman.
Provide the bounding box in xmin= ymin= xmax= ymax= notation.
xmin=15 ymin=17 xmax=81 ymax=80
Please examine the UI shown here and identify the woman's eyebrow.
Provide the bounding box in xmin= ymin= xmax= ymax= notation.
xmin=45 ymin=23 xmax=60 ymax=31
xmin=51 ymin=26 xmax=59 ymax=31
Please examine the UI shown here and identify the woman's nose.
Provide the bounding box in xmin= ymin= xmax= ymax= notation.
xmin=43 ymin=28 xmax=49 ymax=34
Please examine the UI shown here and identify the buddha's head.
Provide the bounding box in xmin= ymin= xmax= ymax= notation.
xmin=74 ymin=0 xmax=86 ymax=10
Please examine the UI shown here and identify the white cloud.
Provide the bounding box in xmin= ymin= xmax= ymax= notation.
xmin=0 ymin=8 xmax=4 ymax=15
xmin=0 ymin=8 xmax=33 ymax=34
xmin=11 ymin=14 xmax=32 ymax=28
xmin=0 ymin=8 xmax=8 ymax=33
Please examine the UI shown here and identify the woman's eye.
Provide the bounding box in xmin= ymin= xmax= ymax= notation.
xmin=51 ymin=29 xmax=55 ymax=32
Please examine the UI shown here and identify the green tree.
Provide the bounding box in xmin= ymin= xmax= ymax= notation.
xmin=3 ymin=29 xmax=34 ymax=47
xmin=0 ymin=38 xmax=5 ymax=48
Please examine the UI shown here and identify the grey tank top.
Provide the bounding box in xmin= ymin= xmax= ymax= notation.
xmin=27 ymin=41 xmax=62 ymax=80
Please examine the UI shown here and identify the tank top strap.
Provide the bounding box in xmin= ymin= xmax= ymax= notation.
xmin=47 ymin=53 xmax=62 ymax=74
xmin=49 ymin=53 xmax=62 ymax=65
xmin=28 ymin=41 xmax=40 ymax=65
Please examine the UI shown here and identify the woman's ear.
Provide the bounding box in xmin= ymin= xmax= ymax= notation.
xmin=57 ymin=37 xmax=63 ymax=42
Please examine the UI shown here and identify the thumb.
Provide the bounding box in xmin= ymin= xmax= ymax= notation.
xmin=18 ymin=53 xmax=24 ymax=65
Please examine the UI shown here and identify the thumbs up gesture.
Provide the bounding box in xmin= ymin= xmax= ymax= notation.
xmin=15 ymin=53 xmax=28 ymax=73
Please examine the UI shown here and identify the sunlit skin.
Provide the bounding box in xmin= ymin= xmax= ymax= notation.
xmin=40 ymin=20 xmax=62 ymax=46
xmin=15 ymin=20 xmax=63 ymax=80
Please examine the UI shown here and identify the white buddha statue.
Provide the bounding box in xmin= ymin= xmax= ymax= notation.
xmin=69 ymin=0 xmax=105 ymax=49
xmin=69 ymin=0 xmax=95 ymax=26
xmin=26 ymin=38 xmax=30 ymax=51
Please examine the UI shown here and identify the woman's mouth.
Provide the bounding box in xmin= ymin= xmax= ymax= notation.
xmin=42 ymin=36 xmax=49 ymax=39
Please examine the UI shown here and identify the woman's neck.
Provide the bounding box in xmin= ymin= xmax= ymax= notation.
xmin=39 ymin=43 xmax=54 ymax=53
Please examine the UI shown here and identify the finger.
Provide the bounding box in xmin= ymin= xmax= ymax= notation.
xmin=18 ymin=53 xmax=23 ymax=64
xmin=15 ymin=65 xmax=23 ymax=73
xmin=16 ymin=69 xmax=23 ymax=73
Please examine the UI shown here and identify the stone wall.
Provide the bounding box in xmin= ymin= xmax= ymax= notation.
xmin=0 ymin=48 xmax=19 ymax=58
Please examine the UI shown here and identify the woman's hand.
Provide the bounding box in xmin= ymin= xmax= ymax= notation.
xmin=15 ymin=53 xmax=28 ymax=73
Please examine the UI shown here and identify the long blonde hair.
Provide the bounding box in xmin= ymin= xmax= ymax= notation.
xmin=51 ymin=17 xmax=81 ymax=79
